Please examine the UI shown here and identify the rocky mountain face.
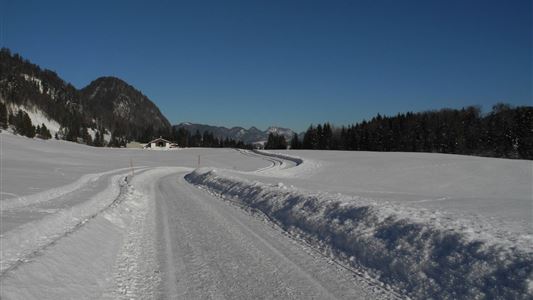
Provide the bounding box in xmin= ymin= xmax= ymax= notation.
xmin=0 ymin=48 xmax=171 ymax=143
xmin=174 ymin=122 xmax=296 ymax=144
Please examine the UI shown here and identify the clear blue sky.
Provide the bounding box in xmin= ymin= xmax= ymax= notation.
xmin=1 ymin=0 xmax=531 ymax=132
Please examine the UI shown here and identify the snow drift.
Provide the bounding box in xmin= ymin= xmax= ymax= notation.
xmin=186 ymin=168 xmax=533 ymax=299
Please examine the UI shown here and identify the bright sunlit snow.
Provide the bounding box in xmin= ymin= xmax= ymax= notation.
xmin=1 ymin=133 xmax=531 ymax=299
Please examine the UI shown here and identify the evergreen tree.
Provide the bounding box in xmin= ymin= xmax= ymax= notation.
xmin=302 ymin=125 xmax=317 ymax=149
xmin=290 ymin=133 xmax=300 ymax=149
xmin=191 ymin=130 xmax=202 ymax=147
xmin=12 ymin=110 xmax=35 ymax=138
xmin=93 ymin=129 xmax=106 ymax=147
xmin=265 ymin=133 xmax=287 ymax=149
xmin=176 ymin=127 xmax=190 ymax=147
xmin=38 ymin=123 xmax=52 ymax=139
xmin=0 ymin=102 xmax=7 ymax=129
xmin=79 ymin=126 xmax=92 ymax=145
xmin=298 ymin=104 xmax=532 ymax=159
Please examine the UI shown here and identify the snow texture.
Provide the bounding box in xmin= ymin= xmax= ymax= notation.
xmin=1 ymin=133 xmax=531 ymax=299
xmin=186 ymin=161 xmax=533 ymax=299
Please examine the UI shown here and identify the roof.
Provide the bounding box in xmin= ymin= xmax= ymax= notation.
xmin=147 ymin=137 xmax=172 ymax=144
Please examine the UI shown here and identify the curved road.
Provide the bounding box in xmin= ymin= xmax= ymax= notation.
xmin=1 ymin=150 xmax=399 ymax=299
xmin=154 ymin=173 xmax=396 ymax=299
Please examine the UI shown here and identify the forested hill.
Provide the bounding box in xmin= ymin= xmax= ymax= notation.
xmin=286 ymin=105 xmax=533 ymax=160
xmin=80 ymin=76 xmax=171 ymax=141
xmin=0 ymin=48 xmax=171 ymax=145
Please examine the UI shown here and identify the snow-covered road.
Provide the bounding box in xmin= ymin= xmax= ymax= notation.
xmin=1 ymin=134 xmax=531 ymax=299
xmin=155 ymin=172 xmax=395 ymax=299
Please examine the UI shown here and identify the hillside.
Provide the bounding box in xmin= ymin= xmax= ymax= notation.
xmin=80 ymin=76 xmax=170 ymax=141
xmin=0 ymin=48 xmax=171 ymax=144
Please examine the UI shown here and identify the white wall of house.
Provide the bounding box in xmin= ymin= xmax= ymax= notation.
xmin=149 ymin=142 xmax=170 ymax=149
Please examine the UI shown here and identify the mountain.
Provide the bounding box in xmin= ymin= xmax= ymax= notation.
xmin=174 ymin=122 xmax=296 ymax=144
xmin=80 ymin=77 xmax=171 ymax=140
xmin=0 ymin=48 xmax=295 ymax=147
xmin=0 ymin=48 xmax=83 ymax=134
xmin=0 ymin=48 xmax=171 ymax=144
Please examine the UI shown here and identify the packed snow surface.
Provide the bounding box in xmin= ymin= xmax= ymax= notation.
xmin=1 ymin=133 xmax=531 ymax=299
xmin=254 ymin=150 xmax=532 ymax=235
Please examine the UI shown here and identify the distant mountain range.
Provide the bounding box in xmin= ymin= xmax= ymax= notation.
xmin=0 ymin=48 xmax=300 ymax=145
xmin=174 ymin=123 xmax=296 ymax=145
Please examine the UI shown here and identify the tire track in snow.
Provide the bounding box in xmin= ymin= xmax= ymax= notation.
xmin=234 ymin=149 xmax=289 ymax=173
xmin=2 ymin=166 xmax=147 ymax=210
xmin=156 ymin=173 xmax=397 ymax=299
xmin=0 ymin=168 xmax=149 ymax=276
xmin=109 ymin=167 xmax=189 ymax=299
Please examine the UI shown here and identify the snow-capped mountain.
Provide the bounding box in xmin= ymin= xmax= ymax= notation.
xmin=265 ymin=126 xmax=295 ymax=141
xmin=173 ymin=123 xmax=296 ymax=144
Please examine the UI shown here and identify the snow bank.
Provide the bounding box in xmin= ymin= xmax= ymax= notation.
xmin=186 ymin=169 xmax=533 ymax=299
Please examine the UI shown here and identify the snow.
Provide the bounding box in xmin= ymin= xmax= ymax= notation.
xmin=0 ymin=133 xmax=267 ymax=199
xmin=186 ymin=161 xmax=533 ymax=299
xmin=155 ymin=172 xmax=397 ymax=299
xmin=86 ymin=127 xmax=96 ymax=140
xmin=184 ymin=149 xmax=532 ymax=299
xmin=21 ymin=74 xmax=44 ymax=94
xmin=1 ymin=167 xmax=185 ymax=299
xmin=6 ymin=104 xmax=61 ymax=136
xmin=257 ymin=150 xmax=532 ymax=235
xmin=2 ymin=167 xmax=143 ymax=210
xmin=103 ymin=131 xmax=112 ymax=143
xmin=266 ymin=126 xmax=295 ymax=140
xmin=1 ymin=173 xmax=127 ymax=275
xmin=1 ymin=133 xmax=531 ymax=299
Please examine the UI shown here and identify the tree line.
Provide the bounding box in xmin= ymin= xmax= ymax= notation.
xmin=284 ymin=104 xmax=532 ymax=160
xmin=168 ymin=127 xmax=252 ymax=149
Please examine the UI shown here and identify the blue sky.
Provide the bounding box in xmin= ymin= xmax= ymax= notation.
xmin=1 ymin=0 xmax=531 ymax=131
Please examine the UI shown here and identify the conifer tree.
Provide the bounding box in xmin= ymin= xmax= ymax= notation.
xmin=0 ymin=102 xmax=7 ymax=129
xmin=290 ymin=133 xmax=300 ymax=149
xmin=39 ymin=123 xmax=52 ymax=139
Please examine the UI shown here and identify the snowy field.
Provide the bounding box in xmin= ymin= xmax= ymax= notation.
xmin=248 ymin=149 xmax=532 ymax=235
xmin=1 ymin=133 xmax=532 ymax=299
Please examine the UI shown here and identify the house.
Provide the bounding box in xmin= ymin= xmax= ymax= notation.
xmin=252 ymin=141 xmax=265 ymax=149
xmin=144 ymin=137 xmax=177 ymax=149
